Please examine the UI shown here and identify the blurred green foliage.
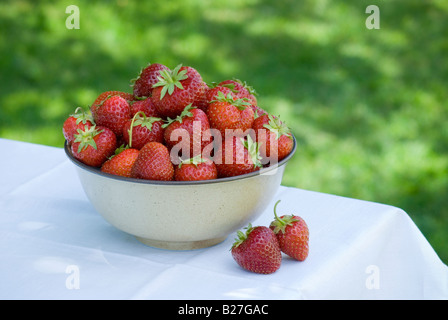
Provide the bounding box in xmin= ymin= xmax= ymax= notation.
xmin=1 ymin=0 xmax=447 ymax=263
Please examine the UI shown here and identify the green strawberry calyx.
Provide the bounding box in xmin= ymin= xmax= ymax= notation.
xmin=263 ymin=115 xmax=292 ymax=140
xmin=241 ymin=135 xmax=263 ymax=168
xmin=233 ymin=78 xmax=258 ymax=97
xmin=130 ymin=62 xmax=151 ymax=86
xmin=270 ymin=200 xmax=299 ymax=234
xmin=210 ymin=91 xmax=251 ymax=111
xmin=128 ymin=111 xmax=162 ymax=147
xmin=73 ymin=125 xmax=103 ymax=153
xmin=231 ymin=223 xmax=255 ymax=249
xmin=152 ymin=64 xmax=188 ymax=100
xmin=178 ymin=154 xmax=207 ymax=168
xmin=208 ymin=81 xmax=238 ymax=93
xmin=162 ymin=104 xmax=195 ymax=128
xmin=71 ymin=106 xmax=94 ymax=125
xmin=108 ymin=144 xmax=129 ymax=160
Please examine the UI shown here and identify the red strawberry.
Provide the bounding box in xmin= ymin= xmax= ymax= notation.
xmin=101 ymin=146 xmax=139 ymax=178
xmin=219 ymin=79 xmax=257 ymax=106
xmin=130 ymin=97 xmax=161 ymax=118
xmin=207 ymin=91 xmax=255 ymax=137
xmin=130 ymin=142 xmax=174 ymax=181
xmin=163 ymin=104 xmax=212 ymax=161
xmin=174 ymin=155 xmax=218 ymax=181
xmin=132 ymin=63 xmax=170 ymax=98
xmin=151 ymin=64 xmax=207 ymax=119
xmin=269 ymin=200 xmax=309 ymax=261
xmin=252 ymin=114 xmax=293 ymax=163
xmin=122 ymin=111 xmax=164 ymax=150
xmin=63 ymin=107 xmax=94 ymax=145
xmin=231 ymin=224 xmax=282 ymax=274
xmin=71 ymin=125 xmax=117 ymax=167
xmin=194 ymin=81 xmax=210 ymax=112
xmin=93 ymin=95 xmax=132 ymax=137
xmin=214 ymin=134 xmax=262 ymax=178
xmin=91 ymin=91 xmax=134 ymax=118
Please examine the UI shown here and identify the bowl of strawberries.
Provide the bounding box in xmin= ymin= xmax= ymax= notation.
xmin=63 ymin=63 xmax=296 ymax=250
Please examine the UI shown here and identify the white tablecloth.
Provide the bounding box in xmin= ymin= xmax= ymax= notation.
xmin=0 ymin=138 xmax=447 ymax=300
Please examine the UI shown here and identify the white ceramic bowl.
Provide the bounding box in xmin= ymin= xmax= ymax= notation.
xmin=65 ymin=137 xmax=296 ymax=250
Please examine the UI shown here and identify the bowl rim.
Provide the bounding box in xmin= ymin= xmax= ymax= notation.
xmin=64 ymin=135 xmax=297 ymax=186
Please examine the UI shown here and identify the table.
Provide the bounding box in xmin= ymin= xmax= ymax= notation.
xmin=1 ymin=138 xmax=447 ymax=300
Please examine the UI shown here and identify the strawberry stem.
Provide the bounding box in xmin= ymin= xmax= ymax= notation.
xmin=71 ymin=106 xmax=94 ymax=125
xmin=128 ymin=111 xmax=162 ymax=147
xmin=128 ymin=111 xmax=142 ymax=148
xmin=270 ymin=200 xmax=299 ymax=234
xmin=272 ymin=200 xmax=287 ymax=231
xmin=273 ymin=200 xmax=282 ymax=221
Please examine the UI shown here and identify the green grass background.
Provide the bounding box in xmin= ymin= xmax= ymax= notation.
xmin=1 ymin=0 xmax=447 ymax=264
